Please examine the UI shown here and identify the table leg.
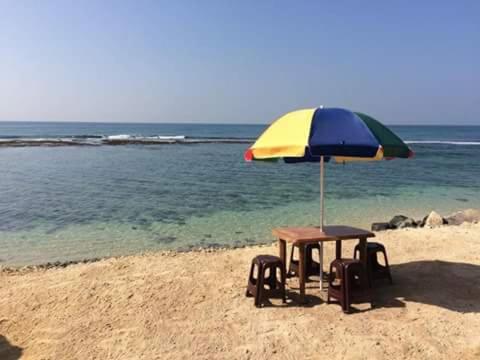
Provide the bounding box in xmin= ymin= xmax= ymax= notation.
xmin=298 ymin=244 xmax=306 ymax=303
xmin=278 ymin=238 xmax=286 ymax=268
xmin=335 ymin=240 xmax=342 ymax=259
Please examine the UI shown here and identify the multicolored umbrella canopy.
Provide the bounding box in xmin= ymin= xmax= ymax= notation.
xmin=244 ymin=107 xmax=413 ymax=230
xmin=244 ymin=107 xmax=414 ymax=163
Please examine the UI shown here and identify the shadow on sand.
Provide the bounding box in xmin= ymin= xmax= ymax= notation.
xmin=374 ymin=260 xmax=480 ymax=313
xmin=257 ymin=260 xmax=480 ymax=313
xmin=0 ymin=335 xmax=23 ymax=360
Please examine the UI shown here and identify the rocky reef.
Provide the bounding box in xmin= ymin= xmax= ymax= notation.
xmin=371 ymin=208 xmax=480 ymax=231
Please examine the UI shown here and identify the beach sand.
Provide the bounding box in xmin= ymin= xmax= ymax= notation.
xmin=1 ymin=223 xmax=480 ymax=359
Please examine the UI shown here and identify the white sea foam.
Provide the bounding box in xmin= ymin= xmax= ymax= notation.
xmin=106 ymin=134 xmax=186 ymax=141
xmin=156 ymin=135 xmax=186 ymax=140
xmin=106 ymin=134 xmax=133 ymax=140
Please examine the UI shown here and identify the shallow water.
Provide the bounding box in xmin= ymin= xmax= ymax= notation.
xmin=0 ymin=123 xmax=479 ymax=265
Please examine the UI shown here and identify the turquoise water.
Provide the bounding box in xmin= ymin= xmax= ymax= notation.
xmin=0 ymin=122 xmax=479 ymax=265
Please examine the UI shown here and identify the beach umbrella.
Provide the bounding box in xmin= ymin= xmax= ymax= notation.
xmin=244 ymin=107 xmax=413 ymax=285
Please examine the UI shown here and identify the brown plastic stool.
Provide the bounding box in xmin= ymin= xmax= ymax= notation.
xmin=246 ymin=255 xmax=286 ymax=307
xmin=354 ymin=242 xmax=393 ymax=285
xmin=327 ymin=258 xmax=372 ymax=313
xmin=288 ymin=243 xmax=321 ymax=280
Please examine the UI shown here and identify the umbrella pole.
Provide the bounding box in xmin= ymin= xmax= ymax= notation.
xmin=319 ymin=156 xmax=325 ymax=290
xmin=320 ymin=156 xmax=325 ymax=231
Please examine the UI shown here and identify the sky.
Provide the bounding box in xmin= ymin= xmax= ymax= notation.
xmin=0 ymin=1 xmax=479 ymax=124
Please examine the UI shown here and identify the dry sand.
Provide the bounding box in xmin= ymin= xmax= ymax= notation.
xmin=1 ymin=223 xmax=480 ymax=359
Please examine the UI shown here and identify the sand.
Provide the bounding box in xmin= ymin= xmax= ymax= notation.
xmin=1 ymin=223 xmax=480 ymax=360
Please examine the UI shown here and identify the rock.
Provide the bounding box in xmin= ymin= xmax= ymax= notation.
xmin=371 ymin=222 xmax=391 ymax=231
xmin=445 ymin=209 xmax=480 ymax=225
xmin=418 ymin=215 xmax=428 ymax=227
xmin=389 ymin=215 xmax=417 ymax=229
xmin=424 ymin=211 xmax=444 ymax=227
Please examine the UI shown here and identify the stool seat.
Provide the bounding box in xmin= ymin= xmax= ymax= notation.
xmin=354 ymin=242 xmax=393 ymax=285
xmin=246 ymin=255 xmax=286 ymax=307
xmin=255 ymin=254 xmax=283 ymax=265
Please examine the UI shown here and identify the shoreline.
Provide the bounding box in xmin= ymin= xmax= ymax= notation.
xmin=2 ymin=208 xmax=478 ymax=272
xmin=0 ymin=243 xmax=275 ymax=274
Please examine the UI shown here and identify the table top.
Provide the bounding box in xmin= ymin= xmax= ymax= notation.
xmin=272 ymin=225 xmax=375 ymax=244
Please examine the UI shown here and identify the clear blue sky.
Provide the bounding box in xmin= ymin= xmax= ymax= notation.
xmin=1 ymin=1 xmax=479 ymax=124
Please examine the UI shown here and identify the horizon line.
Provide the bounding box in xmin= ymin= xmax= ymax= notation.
xmin=0 ymin=120 xmax=479 ymax=126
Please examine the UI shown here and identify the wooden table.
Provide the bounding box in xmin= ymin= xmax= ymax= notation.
xmin=273 ymin=225 xmax=375 ymax=303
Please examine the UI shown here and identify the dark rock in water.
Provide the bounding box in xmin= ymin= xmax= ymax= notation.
xmin=235 ymin=231 xmax=243 ymax=234
xmin=389 ymin=215 xmax=417 ymax=229
xmin=371 ymin=222 xmax=391 ymax=231
xmin=204 ymin=234 xmax=212 ymax=238
xmin=132 ymin=226 xmax=138 ymax=230
xmin=455 ymin=198 xmax=469 ymax=203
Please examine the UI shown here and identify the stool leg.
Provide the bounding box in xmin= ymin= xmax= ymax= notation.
xmin=342 ymin=267 xmax=352 ymax=314
xmin=367 ymin=255 xmax=373 ymax=288
xmin=383 ymin=249 xmax=393 ymax=284
xmin=327 ymin=261 xmax=334 ymax=304
xmin=279 ymin=264 xmax=286 ymax=303
xmin=365 ymin=266 xmax=374 ymax=308
xmin=246 ymin=262 xmax=255 ymax=297
xmin=305 ymin=245 xmax=311 ymax=278
xmin=288 ymin=245 xmax=295 ymax=277
xmin=360 ymin=265 xmax=373 ymax=309
xmin=254 ymin=264 xmax=264 ymax=307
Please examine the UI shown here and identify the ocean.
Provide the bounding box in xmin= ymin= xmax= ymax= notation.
xmin=1 ymin=122 xmax=479 ymax=266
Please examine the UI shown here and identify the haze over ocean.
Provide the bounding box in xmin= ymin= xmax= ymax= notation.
xmin=0 ymin=122 xmax=479 ymax=265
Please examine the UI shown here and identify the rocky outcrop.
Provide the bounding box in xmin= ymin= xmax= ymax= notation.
xmin=389 ymin=215 xmax=417 ymax=229
xmin=424 ymin=211 xmax=445 ymax=227
xmin=445 ymin=209 xmax=480 ymax=225
xmin=371 ymin=208 xmax=480 ymax=232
